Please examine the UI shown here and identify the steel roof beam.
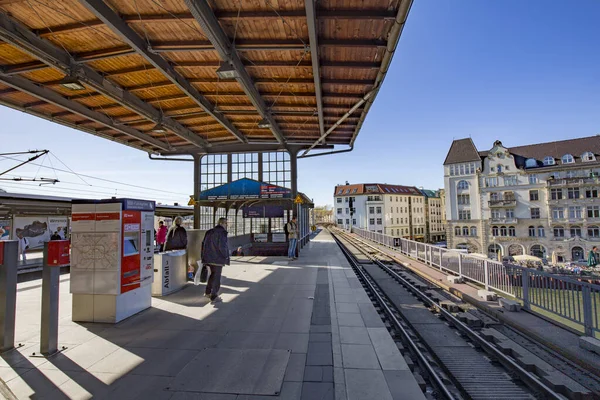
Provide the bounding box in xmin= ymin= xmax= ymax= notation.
xmin=183 ymin=0 xmax=288 ymax=149
xmin=0 ymin=12 xmax=208 ymax=150
xmin=78 ymin=0 xmax=248 ymax=144
xmin=305 ymin=0 xmax=325 ymax=141
xmin=0 ymin=73 xmax=170 ymax=152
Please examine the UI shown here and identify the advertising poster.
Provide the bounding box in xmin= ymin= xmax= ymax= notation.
xmin=12 ymin=216 xmax=68 ymax=250
xmin=0 ymin=220 xmax=11 ymax=240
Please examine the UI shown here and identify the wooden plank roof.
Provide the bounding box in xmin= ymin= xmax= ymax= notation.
xmin=0 ymin=0 xmax=412 ymax=155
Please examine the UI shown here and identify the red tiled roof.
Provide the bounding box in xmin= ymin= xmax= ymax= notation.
xmin=334 ymin=183 xmax=422 ymax=196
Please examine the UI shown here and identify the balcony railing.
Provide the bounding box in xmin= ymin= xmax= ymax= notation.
xmin=488 ymin=199 xmax=517 ymax=207
xmin=491 ymin=217 xmax=518 ymax=223
xmin=548 ymin=177 xmax=600 ymax=187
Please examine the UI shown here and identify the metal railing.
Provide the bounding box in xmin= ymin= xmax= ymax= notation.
xmin=351 ymin=227 xmax=600 ymax=338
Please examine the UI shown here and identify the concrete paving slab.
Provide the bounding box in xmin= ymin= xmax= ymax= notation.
xmin=300 ymin=382 xmax=334 ymax=400
xmin=339 ymin=327 xmax=371 ymax=345
xmin=170 ymin=348 xmax=290 ymax=395
xmin=341 ymin=344 xmax=381 ymax=369
xmin=367 ymin=328 xmax=410 ymax=371
xmin=357 ymin=302 xmax=385 ymax=328
xmin=336 ymin=302 xmax=360 ymax=314
xmin=284 ymin=353 xmax=306 ymax=382
xmin=383 ymin=370 xmax=427 ymax=400
xmin=170 ymin=392 xmax=238 ymax=400
xmin=217 ymin=332 xmax=278 ymax=350
xmin=337 ymin=313 xmax=365 ymax=327
xmin=275 ymin=333 xmax=309 ymax=353
xmin=345 ymin=369 xmax=393 ymax=400
xmin=306 ymin=342 xmax=333 ymax=366
xmin=238 ymin=381 xmax=302 ymax=400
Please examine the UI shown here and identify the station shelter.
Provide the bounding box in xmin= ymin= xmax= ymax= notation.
xmin=195 ymin=176 xmax=313 ymax=256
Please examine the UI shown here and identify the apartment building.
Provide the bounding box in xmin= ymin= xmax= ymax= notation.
xmin=444 ymin=136 xmax=600 ymax=262
xmin=333 ymin=183 xmax=428 ymax=241
xmin=421 ymin=189 xmax=446 ymax=243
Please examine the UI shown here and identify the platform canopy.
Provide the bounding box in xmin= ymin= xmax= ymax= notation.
xmin=0 ymin=0 xmax=412 ymax=156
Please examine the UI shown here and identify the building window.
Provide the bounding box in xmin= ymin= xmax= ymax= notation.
xmin=529 ymin=190 xmax=539 ymax=201
xmin=528 ymin=226 xmax=535 ymax=237
xmin=390 ymin=207 xmax=393 ymax=213
xmin=582 ymin=152 xmax=596 ymax=162
xmin=491 ymin=210 xmax=501 ymax=219
xmin=566 ymin=171 xmax=576 ymax=179
xmin=553 ymin=226 xmax=565 ymax=237
xmin=567 ymin=187 xmax=580 ymax=199
xmin=345 ymin=197 xmax=349 ymax=203
xmin=345 ymin=208 xmax=349 ymax=214
xmin=457 ymin=194 xmax=470 ymax=205
xmin=376 ymin=218 xmax=382 ymax=225
xmin=552 ymin=208 xmax=564 ymax=219
xmin=504 ymin=175 xmax=518 ymax=186
xmin=337 ymin=219 xmax=343 ymax=224
xmin=337 ymin=208 xmax=342 ymax=214
xmin=500 ymin=226 xmax=507 ymax=236
xmin=570 ymin=226 xmax=581 ymax=237
xmin=497 ymin=165 xmax=503 ymax=173
xmin=458 ymin=210 xmax=471 ymax=220
xmin=396 ymin=218 xmax=399 ymax=224
xmin=538 ymin=226 xmax=545 ymax=237
xmin=369 ymin=207 xmax=375 ymax=214
xmin=352 ymin=219 xmax=357 ymax=225
xmin=461 ymin=226 xmax=468 ymax=236
xmin=485 ymin=177 xmax=498 ymax=187
xmin=550 ymin=189 xmax=563 ymax=200
xmin=525 ymin=159 xmax=537 ymax=168
xmin=506 ymin=209 xmax=515 ymax=220
xmin=588 ymin=206 xmax=600 ymax=219
xmin=490 ymin=192 xmax=500 ymax=201
xmin=508 ymin=226 xmax=516 ymax=237
xmin=336 ymin=198 xmax=342 ymax=203
xmin=470 ymin=226 xmax=477 ymax=236
xmin=543 ymin=156 xmax=555 ymax=166
xmin=345 ymin=219 xmax=350 ymax=225
xmin=528 ymin=174 xmax=538 ymax=184
xmin=492 ymin=226 xmax=499 ymax=236
xmin=562 ymin=154 xmax=574 ymax=164
xmin=457 ymin=180 xmax=469 ymax=190
xmin=568 ymin=206 xmax=582 ymax=219
xmin=589 ymin=226 xmax=600 ymax=238
xmin=450 ymin=165 xmax=455 ymax=176
xmin=470 ymin=163 xmax=476 ymax=174
xmin=460 ymin=165 xmax=465 ymax=175
xmin=531 ymin=208 xmax=540 ymax=219
xmin=376 ymin=206 xmax=382 ymax=213
xmin=586 ymin=189 xmax=598 ymax=198
xmin=369 ymin=218 xmax=375 ymax=225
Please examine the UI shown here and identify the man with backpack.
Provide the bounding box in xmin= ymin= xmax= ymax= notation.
xmin=201 ymin=218 xmax=230 ymax=303
xmin=285 ymin=216 xmax=298 ymax=260
xmin=17 ymin=233 xmax=29 ymax=262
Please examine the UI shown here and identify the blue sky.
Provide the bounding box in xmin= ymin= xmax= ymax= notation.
xmin=2 ymin=1 xmax=600 ymax=207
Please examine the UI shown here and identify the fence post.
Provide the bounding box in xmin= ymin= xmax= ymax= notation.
xmin=0 ymin=241 xmax=18 ymax=352
xmin=458 ymin=254 xmax=463 ymax=277
xmin=522 ymin=269 xmax=530 ymax=310
xmin=439 ymin=248 xmax=443 ymax=270
xmin=483 ymin=260 xmax=489 ymax=290
xmin=582 ymin=285 xmax=594 ymax=337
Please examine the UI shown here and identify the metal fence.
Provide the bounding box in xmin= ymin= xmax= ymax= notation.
xmin=351 ymin=227 xmax=600 ymax=338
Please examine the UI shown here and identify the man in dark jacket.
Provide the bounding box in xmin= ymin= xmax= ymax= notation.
xmin=164 ymin=217 xmax=187 ymax=251
xmin=201 ymin=218 xmax=230 ymax=303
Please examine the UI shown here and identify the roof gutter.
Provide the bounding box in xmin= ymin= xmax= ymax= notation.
xmin=350 ymin=0 xmax=414 ymax=147
xmin=148 ymin=153 xmax=194 ymax=162
xmin=298 ymin=145 xmax=353 ymax=159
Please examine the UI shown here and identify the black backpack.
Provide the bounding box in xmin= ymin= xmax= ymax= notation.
xmin=284 ymin=223 xmax=289 ymax=235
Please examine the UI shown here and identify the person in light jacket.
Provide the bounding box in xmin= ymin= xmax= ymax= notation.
xmin=286 ymin=216 xmax=298 ymax=260
xmin=201 ymin=218 xmax=230 ymax=303
xmin=17 ymin=233 xmax=29 ymax=262
xmin=164 ymin=217 xmax=187 ymax=251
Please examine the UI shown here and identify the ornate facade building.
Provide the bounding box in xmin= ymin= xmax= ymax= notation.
xmin=444 ymin=136 xmax=600 ymax=262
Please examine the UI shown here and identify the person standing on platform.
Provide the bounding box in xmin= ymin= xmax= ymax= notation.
xmin=588 ymin=246 xmax=599 ymax=268
xmin=156 ymin=220 xmax=168 ymax=252
xmin=232 ymin=246 xmax=244 ymax=256
xmin=164 ymin=217 xmax=187 ymax=251
xmin=286 ymin=216 xmax=298 ymax=260
xmin=17 ymin=233 xmax=29 ymax=262
xmin=50 ymin=231 xmax=61 ymax=241
xmin=201 ymin=218 xmax=230 ymax=303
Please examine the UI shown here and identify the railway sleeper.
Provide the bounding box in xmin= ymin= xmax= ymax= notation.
xmin=457 ymin=312 xmax=484 ymax=328
xmin=481 ymin=329 xmax=593 ymax=399
xmin=439 ymin=300 xmax=461 ymax=313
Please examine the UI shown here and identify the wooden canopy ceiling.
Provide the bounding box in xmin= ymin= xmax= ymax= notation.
xmin=0 ymin=0 xmax=412 ymax=156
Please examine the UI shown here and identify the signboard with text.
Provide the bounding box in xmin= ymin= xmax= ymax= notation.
xmin=242 ymin=206 xmax=285 ymax=218
xmin=200 ymin=178 xmax=291 ymax=201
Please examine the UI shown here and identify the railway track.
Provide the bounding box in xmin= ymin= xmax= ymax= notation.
xmin=330 ymin=228 xmax=598 ymax=400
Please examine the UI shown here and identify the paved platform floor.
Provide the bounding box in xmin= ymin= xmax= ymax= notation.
xmin=0 ymin=230 xmax=424 ymax=400
xmin=355 ymin=234 xmax=600 ymax=376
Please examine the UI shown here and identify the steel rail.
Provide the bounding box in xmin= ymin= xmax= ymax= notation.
xmin=339 ymin=230 xmax=564 ymax=400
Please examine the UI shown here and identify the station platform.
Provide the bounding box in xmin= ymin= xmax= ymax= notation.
xmin=352 ymin=233 xmax=600 ymax=377
xmin=0 ymin=230 xmax=423 ymax=400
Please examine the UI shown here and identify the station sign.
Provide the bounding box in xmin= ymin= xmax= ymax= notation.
xmin=242 ymin=206 xmax=284 ymax=218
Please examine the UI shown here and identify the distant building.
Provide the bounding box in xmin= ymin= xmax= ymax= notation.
xmin=443 ymin=136 xmax=600 ymax=261
xmin=420 ymin=189 xmax=446 ymax=243
xmin=333 ymin=183 xmax=430 ymax=242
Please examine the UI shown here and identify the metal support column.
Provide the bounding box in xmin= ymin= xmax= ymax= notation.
xmin=40 ymin=242 xmax=61 ymax=356
xmin=193 ymin=154 xmax=201 ymax=229
xmin=0 ymin=241 xmax=18 ymax=352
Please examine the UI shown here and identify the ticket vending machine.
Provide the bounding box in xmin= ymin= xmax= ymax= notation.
xmin=70 ymin=198 xmax=155 ymax=323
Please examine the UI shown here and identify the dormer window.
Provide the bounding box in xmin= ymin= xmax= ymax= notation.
xmin=582 ymin=152 xmax=596 ymax=162
xmin=457 ymin=180 xmax=469 ymax=190
xmin=543 ymin=156 xmax=555 ymax=166
xmin=561 ymin=154 xmax=574 ymax=164
xmin=497 ymin=165 xmax=503 ymax=173
xmin=525 ymin=158 xmax=537 ymax=168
